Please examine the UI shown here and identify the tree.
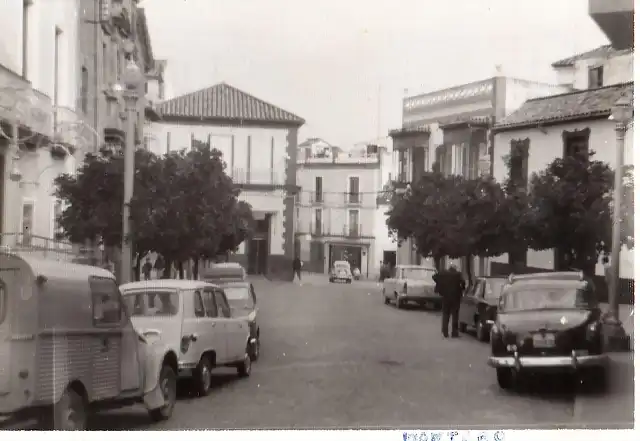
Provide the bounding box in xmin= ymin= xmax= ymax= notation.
xmin=526 ymin=150 xmax=631 ymax=274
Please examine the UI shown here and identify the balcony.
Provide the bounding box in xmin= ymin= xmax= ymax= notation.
xmin=343 ymin=224 xmax=371 ymax=239
xmin=297 ymin=152 xmax=380 ymax=165
xmin=344 ymin=192 xmax=363 ymax=205
xmin=0 ymin=233 xmax=82 ymax=263
xmin=309 ymin=222 xmax=328 ymax=238
xmin=230 ymin=168 xmax=286 ymax=186
xmin=589 ymin=0 xmax=634 ymax=49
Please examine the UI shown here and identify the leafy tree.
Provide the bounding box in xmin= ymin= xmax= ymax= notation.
xmin=526 ymin=150 xmax=631 ymax=275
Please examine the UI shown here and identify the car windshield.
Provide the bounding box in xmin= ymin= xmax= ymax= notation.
xmin=123 ymin=290 xmax=180 ymax=317
xmin=502 ymin=287 xmax=586 ymax=312
xmin=485 ymin=279 xmax=507 ymax=299
xmin=402 ymin=268 xmax=435 ymax=280
xmin=224 ymin=286 xmax=253 ymax=309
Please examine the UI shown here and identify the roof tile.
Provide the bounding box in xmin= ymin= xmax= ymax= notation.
xmin=494 ymin=83 xmax=633 ymax=131
xmin=551 ymin=45 xmax=632 ymax=68
xmin=157 ymin=83 xmax=305 ymax=126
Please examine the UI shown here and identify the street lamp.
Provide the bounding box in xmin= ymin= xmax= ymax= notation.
xmin=117 ymin=58 xmax=145 ymax=284
xmin=606 ymin=95 xmax=633 ymax=330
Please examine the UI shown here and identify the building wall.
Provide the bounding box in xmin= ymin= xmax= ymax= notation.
xmin=492 ymin=119 xmax=634 ymax=278
xmin=554 ymin=51 xmax=634 ymax=89
xmin=504 ymin=79 xmax=571 ymax=116
xmin=373 ymin=203 xmax=396 ymax=268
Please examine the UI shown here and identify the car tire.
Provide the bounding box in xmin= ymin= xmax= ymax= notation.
xmin=149 ymin=364 xmax=177 ymax=422
xmin=237 ymin=345 xmax=252 ymax=378
xmin=347 ymin=279 xmax=352 ymax=284
xmin=395 ymin=294 xmax=403 ymax=309
xmin=459 ymin=322 xmax=467 ymax=333
xmin=194 ymin=356 xmax=212 ymax=396
xmin=46 ymin=386 xmax=88 ymax=430
xmin=329 ymin=278 xmax=334 ymax=283
xmin=496 ymin=368 xmax=512 ymax=390
xmin=476 ymin=320 xmax=488 ymax=342
xmin=251 ymin=337 xmax=260 ymax=362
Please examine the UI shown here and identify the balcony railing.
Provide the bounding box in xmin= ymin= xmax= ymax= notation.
xmin=344 ymin=192 xmax=363 ymax=205
xmin=230 ymin=168 xmax=285 ymax=186
xmin=344 ymin=224 xmax=363 ymax=238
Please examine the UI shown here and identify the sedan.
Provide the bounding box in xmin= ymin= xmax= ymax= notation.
xmin=459 ymin=277 xmax=507 ymax=341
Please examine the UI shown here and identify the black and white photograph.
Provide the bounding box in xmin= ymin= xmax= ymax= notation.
xmin=0 ymin=0 xmax=635 ymax=433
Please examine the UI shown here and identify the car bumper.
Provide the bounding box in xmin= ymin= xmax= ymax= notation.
xmin=398 ymin=293 xmax=440 ymax=302
xmin=488 ymin=351 xmax=609 ymax=371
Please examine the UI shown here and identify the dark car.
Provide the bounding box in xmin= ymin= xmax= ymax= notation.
xmin=218 ymin=281 xmax=261 ymax=361
xmin=459 ymin=276 xmax=508 ymax=341
xmin=488 ymin=271 xmax=608 ymax=390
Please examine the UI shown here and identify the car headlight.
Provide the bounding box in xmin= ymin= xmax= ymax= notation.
xmin=588 ymin=322 xmax=598 ymax=332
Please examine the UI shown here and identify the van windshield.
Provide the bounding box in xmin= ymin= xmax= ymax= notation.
xmin=123 ymin=290 xmax=179 ymax=317
xmin=0 ymin=279 xmax=6 ymax=324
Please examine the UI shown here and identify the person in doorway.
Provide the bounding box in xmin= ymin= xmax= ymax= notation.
xmin=433 ymin=265 xmax=466 ymax=338
xmin=142 ymin=257 xmax=153 ymax=281
xmin=292 ymin=256 xmax=302 ymax=282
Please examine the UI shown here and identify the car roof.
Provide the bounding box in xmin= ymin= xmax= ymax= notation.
xmin=503 ymin=279 xmax=586 ymax=291
xmin=397 ymin=265 xmax=433 ymax=269
xmin=120 ymin=279 xmax=218 ymax=292
xmin=217 ymin=281 xmax=250 ymax=288
xmin=6 ymin=251 xmax=115 ymax=282
xmin=211 ymin=262 xmax=243 ymax=268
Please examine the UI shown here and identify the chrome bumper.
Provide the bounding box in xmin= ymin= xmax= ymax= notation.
xmin=488 ymin=350 xmax=609 ymax=370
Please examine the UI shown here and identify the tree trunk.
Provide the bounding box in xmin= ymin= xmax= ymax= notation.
xmin=464 ymin=254 xmax=473 ymax=283
xmin=163 ymin=259 xmax=172 ymax=278
xmin=178 ymin=261 xmax=184 ymax=279
xmin=134 ymin=254 xmax=142 ymax=282
xmin=193 ymin=257 xmax=200 ymax=280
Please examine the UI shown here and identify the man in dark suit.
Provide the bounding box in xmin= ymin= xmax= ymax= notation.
xmin=433 ymin=265 xmax=466 ymax=338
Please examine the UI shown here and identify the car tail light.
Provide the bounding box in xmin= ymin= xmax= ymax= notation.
xmin=180 ymin=336 xmax=191 ymax=354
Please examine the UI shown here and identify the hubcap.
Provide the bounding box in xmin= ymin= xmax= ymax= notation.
xmin=161 ymin=376 xmax=176 ymax=412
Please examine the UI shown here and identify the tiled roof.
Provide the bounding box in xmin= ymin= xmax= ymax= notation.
xmin=157 ymin=83 xmax=305 ymax=126
xmin=494 ymin=82 xmax=633 ymax=131
xmin=551 ymin=45 xmax=632 ymax=67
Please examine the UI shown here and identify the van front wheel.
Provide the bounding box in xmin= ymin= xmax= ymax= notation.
xmin=149 ymin=365 xmax=177 ymax=422
xmin=50 ymin=387 xmax=88 ymax=430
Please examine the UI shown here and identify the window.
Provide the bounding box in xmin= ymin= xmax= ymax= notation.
xmin=588 ymin=66 xmax=604 ymax=89
xmin=224 ymin=286 xmax=254 ymax=310
xmin=314 ymin=176 xmax=323 ymax=202
xmin=52 ymin=199 xmax=63 ymax=238
xmin=80 ymin=66 xmax=89 ymax=114
xmin=193 ymin=291 xmax=205 ymax=318
xmin=563 ymin=129 xmax=590 ymax=159
xmin=502 ymin=287 xmax=584 ymax=312
xmin=201 ymin=290 xmax=218 ymax=317
xmin=102 ymin=42 xmax=108 ymax=84
xmin=20 ymin=200 xmax=34 ymax=246
xmin=399 ymin=149 xmax=409 ymax=181
xmin=123 ymin=290 xmax=179 ymax=317
xmin=213 ymin=290 xmax=231 ymax=318
xmin=348 ymin=210 xmax=359 ymax=236
xmin=485 ymin=279 xmax=507 ymax=299
xmin=0 ymin=279 xmax=6 ymax=325
xmin=348 ymin=177 xmax=360 ymax=203
xmin=314 ymin=208 xmax=322 ymax=235
xmin=22 ymin=0 xmax=32 ymax=78
xmin=90 ymin=277 xmax=122 ymax=325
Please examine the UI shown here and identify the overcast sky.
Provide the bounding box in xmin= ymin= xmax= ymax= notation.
xmin=141 ymin=0 xmax=608 ymax=149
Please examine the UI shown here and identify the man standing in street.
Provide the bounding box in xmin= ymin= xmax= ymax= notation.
xmin=142 ymin=257 xmax=153 ymax=281
xmin=292 ymin=255 xmax=303 ymax=282
xmin=433 ymin=264 xmax=466 ymax=338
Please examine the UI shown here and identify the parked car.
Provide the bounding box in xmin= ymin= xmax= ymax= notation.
xmin=459 ymin=276 xmax=508 ymax=341
xmin=488 ymin=271 xmax=609 ymax=390
xmin=218 ymin=281 xmax=261 ymax=361
xmin=329 ymin=261 xmax=353 ymax=283
xmin=382 ymin=265 xmax=438 ymax=309
xmin=0 ymin=250 xmax=177 ymax=430
xmin=200 ymin=262 xmax=247 ymax=284
xmin=120 ymin=279 xmax=253 ymax=398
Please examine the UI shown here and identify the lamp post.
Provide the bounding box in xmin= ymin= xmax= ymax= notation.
xmin=118 ymin=58 xmax=144 ymax=284
xmin=607 ymin=95 xmax=633 ymax=325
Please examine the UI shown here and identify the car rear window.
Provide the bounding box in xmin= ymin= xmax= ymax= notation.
xmin=123 ymin=290 xmax=179 ymax=317
xmin=502 ymin=287 xmax=582 ymax=312
xmin=0 ymin=279 xmax=6 ymax=325
xmin=485 ymin=279 xmax=507 ymax=299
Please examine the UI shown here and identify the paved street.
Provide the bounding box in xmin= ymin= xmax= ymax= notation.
xmin=82 ymin=277 xmax=633 ymax=430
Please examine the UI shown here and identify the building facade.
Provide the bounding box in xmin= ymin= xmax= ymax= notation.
xmin=147 ymin=83 xmax=305 ymax=277
xmin=296 ymin=145 xmax=392 ymax=277
xmin=390 ymin=76 xmax=569 ymax=269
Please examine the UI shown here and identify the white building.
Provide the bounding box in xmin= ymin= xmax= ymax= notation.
xmin=491 ymin=42 xmax=634 ymax=279
xmin=0 ymin=0 xmax=81 ymax=252
xmin=148 ymin=82 xmax=305 ymax=277
xmin=296 ymin=145 xmax=393 ymax=278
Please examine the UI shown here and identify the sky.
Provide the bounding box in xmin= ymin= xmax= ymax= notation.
xmin=140 ymin=0 xmax=609 ymax=149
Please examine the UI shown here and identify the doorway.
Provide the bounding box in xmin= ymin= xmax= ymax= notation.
xmin=329 ymin=244 xmax=362 ymax=272
xmin=383 ymin=250 xmax=396 ymax=268
xmin=247 ymin=213 xmax=271 ymax=275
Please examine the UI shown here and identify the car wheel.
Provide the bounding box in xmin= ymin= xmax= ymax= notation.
xmin=251 ymin=337 xmax=260 ymax=362
xmin=476 ymin=320 xmax=488 ymax=342
xmin=347 ymin=279 xmax=352 ymax=284
xmin=194 ymin=356 xmax=212 ymax=396
xmin=237 ymin=345 xmax=252 ymax=378
xmin=459 ymin=322 xmax=467 ymax=333
xmin=149 ymin=364 xmax=177 ymax=422
xmin=329 ymin=278 xmax=334 ymax=283
xmin=496 ymin=368 xmax=512 ymax=390
xmin=395 ymin=294 xmax=403 ymax=309
xmin=48 ymin=387 xmax=88 ymax=430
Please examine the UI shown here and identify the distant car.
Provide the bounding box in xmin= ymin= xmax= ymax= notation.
xmin=200 ymin=262 xmax=247 ymax=284
xmin=459 ymin=277 xmax=508 ymax=341
xmin=120 ymin=280 xmax=254 ymax=397
xmin=382 ymin=265 xmax=438 ymax=309
xmin=219 ymin=281 xmax=261 ymax=361
xmin=330 ymin=261 xmax=353 ymax=283
xmin=488 ymin=271 xmax=609 ymax=391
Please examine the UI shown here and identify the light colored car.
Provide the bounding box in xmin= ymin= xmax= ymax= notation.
xmin=382 ymin=265 xmax=438 ymax=309
xmin=329 ymin=261 xmax=353 ymax=283
xmin=200 ymin=262 xmax=247 ymax=284
xmin=0 ymin=250 xmax=177 ymax=430
xmin=120 ymin=279 xmax=253 ymax=397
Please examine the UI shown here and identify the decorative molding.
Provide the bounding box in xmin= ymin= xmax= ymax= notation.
xmin=404 ymin=81 xmax=494 ymax=110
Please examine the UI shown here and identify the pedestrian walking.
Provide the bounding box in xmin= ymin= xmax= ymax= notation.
xmin=154 ymin=255 xmax=165 ymax=279
xmin=433 ymin=264 xmax=466 ymax=338
xmin=293 ymin=256 xmax=303 ymax=282
xmin=142 ymin=257 xmax=153 ymax=281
